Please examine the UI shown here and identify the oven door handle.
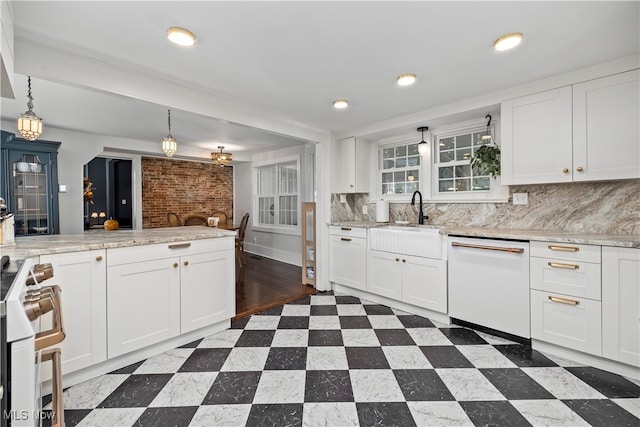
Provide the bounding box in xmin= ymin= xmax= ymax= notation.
xmin=35 ymin=285 xmax=65 ymax=351
xmin=450 ymin=241 xmax=525 ymax=253
xmin=41 ymin=348 xmax=64 ymax=427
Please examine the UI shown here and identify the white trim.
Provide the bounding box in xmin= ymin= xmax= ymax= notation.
xmin=243 ymin=245 xmax=301 ymax=267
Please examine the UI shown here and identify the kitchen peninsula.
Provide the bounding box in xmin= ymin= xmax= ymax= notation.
xmin=1 ymin=227 xmax=236 ymax=390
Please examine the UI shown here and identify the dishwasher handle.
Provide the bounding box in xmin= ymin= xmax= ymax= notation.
xmin=450 ymin=241 xmax=525 ymax=254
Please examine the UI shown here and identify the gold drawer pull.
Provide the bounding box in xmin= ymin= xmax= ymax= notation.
xmin=173 ymin=262 xmax=179 ymax=268
xmin=548 ymin=245 xmax=579 ymax=252
xmin=576 ymin=166 xmax=584 ymax=172
xmin=340 ymin=227 xmax=352 ymax=231
xmin=341 ymin=237 xmax=352 ymax=242
xmin=184 ymin=261 xmax=189 ymax=266
xmin=548 ymin=295 xmax=580 ymax=306
xmin=562 ymin=168 xmax=569 ymax=174
xmin=96 ymin=255 xmax=103 ymax=261
xmin=169 ymin=243 xmax=191 ymax=249
xmin=548 ymin=262 xmax=579 ymax=270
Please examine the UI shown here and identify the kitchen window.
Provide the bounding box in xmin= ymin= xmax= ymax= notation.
xmin=254 ymin=157 xmax=299 ymax=231
xmin=379 ymin=141 xmax=421 ymax=196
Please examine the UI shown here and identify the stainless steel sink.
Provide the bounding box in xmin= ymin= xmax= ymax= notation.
xmin=369 ymin=225 xmax=444 ymax=259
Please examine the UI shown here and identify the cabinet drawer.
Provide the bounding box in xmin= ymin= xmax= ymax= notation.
xmin=107 ymin=238 xmax=233 ymax=266
xmin=531 ymin=289 xmax=602 ymax=356
xmin=329 ymin=225 xmax=367 ymax=239
xmin=530 ymin=241 xmax=601 ymax=263
xmin=530 ymin=257 xmax=601 ymax=300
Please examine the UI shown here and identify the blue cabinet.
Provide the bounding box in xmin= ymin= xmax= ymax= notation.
xmin=1 ymin=131 xmax=60 ymax=235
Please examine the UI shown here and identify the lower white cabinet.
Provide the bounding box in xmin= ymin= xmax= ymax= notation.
xmin=602 ymin=247 xmax=640 ymax=367
xmin=329 ymin=227 xmax=367 ymax=291
xmin=40 ymin=249 xmax=107 ymax=376
xmin=107 ymin=238 xmax=234 ymax=358
xmin=367 ymin=250 xmax=447 ymax=313
xmin=531 ymin=289 xmax=602 ymax=356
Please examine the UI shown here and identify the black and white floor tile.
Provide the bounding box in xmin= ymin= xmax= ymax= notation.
xmin=50 ymin=292 xmax=640 ymax=426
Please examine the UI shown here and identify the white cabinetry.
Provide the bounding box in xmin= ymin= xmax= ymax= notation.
xmin=107 ymin=238 xmax=234 ymax=358
xmin=40 ymin=249 xmax=107 ymax=375
xmin=502 ymin=70 xmax=640 ymax=185
xmin=339 ymin=137 xmax=369 ymax=193
xmin=367 ymin=250 xmax=447 ymax=313
xmin=602 ymin=247 xmax=640 ymax=367
xmin=329 ymin=226 xmax=367 ymax=291
xmin=530 ymin=241 xmax=602 ymax=356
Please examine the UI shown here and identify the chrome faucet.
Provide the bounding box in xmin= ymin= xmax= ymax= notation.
xmin=411 ymin=190 xmax=426 ymax=224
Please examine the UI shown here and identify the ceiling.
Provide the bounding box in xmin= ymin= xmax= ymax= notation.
xmin=1 ymin=1 xmax=638 ymax=160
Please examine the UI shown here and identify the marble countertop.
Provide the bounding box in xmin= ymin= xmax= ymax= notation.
xmin=329 ymin=221 xmax=639 ymax=248
xmin=0 ymin=227 xmax=236 ymax=259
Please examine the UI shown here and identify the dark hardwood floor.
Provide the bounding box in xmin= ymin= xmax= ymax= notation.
xmin=234 ymin=254 xmax=316 ymax=319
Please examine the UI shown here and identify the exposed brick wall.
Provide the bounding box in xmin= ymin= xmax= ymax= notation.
xmin=142 ymin=157 xmax=234 ymax=228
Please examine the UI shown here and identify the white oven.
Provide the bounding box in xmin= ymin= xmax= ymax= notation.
xmin=1 ymin=258 xmax=65 ymax=427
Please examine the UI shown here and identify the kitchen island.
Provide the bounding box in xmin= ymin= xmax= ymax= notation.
xmin=4 ymin=226 xmax=236 ymax=391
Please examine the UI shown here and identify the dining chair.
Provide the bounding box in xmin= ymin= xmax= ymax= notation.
xmin=236 ymin=213 xmax=250 ymax=267
xmin=167 ymin=212 xmax=181 ymax=227
xmin=212 ymin=211 xmax=228 ymax=225
xmin=183 ymin=214 xmax=207 ymax=226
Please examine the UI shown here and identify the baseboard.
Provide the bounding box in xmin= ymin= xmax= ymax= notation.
xmin=243 ymin=243 xmax=301 ymax=267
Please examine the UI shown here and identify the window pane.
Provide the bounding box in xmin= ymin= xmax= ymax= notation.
xmin=440 ymin=151 xmax=454 ymax=163
xmin=439 ymin=166 xmax=453 ymax=179
xmin=395 ymin=146 xmax=407 ymax=157
xmin=407 ymin=143 xmax=419 ymax=156
xmin=383 ymin=147 xmax=395 ymax=159
xmin=456 ymin=148 xmax=472 ymax=161
xmin=393 ymin=171 xmax=405 ymax=182
xmin=407 ymin=182 xmax=419 ymax=192
xmin=455 ymin=165 xmax=471 ymax=178
xmin=382 ymin=172 xmax=393 ymax=183
xmin=440 ymin=137 xmax=454 ymax=150
xmin=456 ymin=179 xmax=470 ymax=192
xmin=439 ymin=180 xmax=454 ymax=192
xmin=407 ymin=169 xmax=419 ymax=182
xmin=383 ymin=159 xmax=394 ymax=169
xmin=381 ymin=183 xmax=392 ymax=195
xmin=395 ymin=158 xmax=407 ymax=168
xmin=407 ymin=156 xmax=420 ymax=167
xmin=473 ymin=177 xmax=490 ymax=191
xmin=394 ymin=183 xmax=405 ymax=194
xmin=457 ymin=134 xmax=472 ymax=148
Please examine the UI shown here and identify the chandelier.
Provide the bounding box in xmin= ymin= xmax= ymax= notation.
xmin=211 ymin=146 xmax=232 ymax=166
xmin=162 ymin=109 xmax=177 ymax=157
xmin=17 ymin=76 xmax=43 ymax=141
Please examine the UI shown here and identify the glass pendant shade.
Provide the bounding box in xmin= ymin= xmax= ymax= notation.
xmin=211 ymin=146 xmax=233 ymax=166
xmin=417 ymin=126 xmax=429 ymax=155
xmin=162 ymin=135 xmax=177 ymax=157
xmin=162 ymin=109 xmax=177 ymax=157
xmin=17 ymin=76 xmax=43 ymax=141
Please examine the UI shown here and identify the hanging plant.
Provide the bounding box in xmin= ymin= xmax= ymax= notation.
xmin=471 ymin=144 xmax=501 ymax=178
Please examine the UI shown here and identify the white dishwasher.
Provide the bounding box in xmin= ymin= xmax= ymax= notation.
xmin=448 ymin=236 xmax=530 ymax=339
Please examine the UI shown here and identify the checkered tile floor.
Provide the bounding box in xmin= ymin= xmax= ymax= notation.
xmin=52 ymin=292 xmax=639 ymax=426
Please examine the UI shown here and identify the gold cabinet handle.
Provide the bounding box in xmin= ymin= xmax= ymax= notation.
xmin=184 ymin=261 xmax=189 ymax=266
xmin=548 ymin=295 xmax=580 ymax=306
xmin=548 ymin=261 xmax=579 ymax=270
xmin=341 ymin=237 xmax=352 ymax=242
xmin=451 ymin=242 xmax=524 ymax=253
xmin=395 ymin=258 xmax=400 ymax=262
xmin=169 ymin=243 xmax=191 ymax=249
xmin=576 ymin=166 xmax=584 ymax=172
xmin=548 ymin=245 xmax=579 ymax=252
xmin=562 ymin=168 xmax=569 ymax=174
xmin=96 ymin=255 xmax=103 ymax=261
xmin=173 ymin=262 xmax=179 ymax=268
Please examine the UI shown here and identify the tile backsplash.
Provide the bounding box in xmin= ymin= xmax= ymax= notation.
xmin=331 ymin=180 xmax=639 ymax=235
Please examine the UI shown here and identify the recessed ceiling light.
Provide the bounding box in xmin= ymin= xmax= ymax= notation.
xmin=167 ymin=27 xmax=197 ymax=47
xmin=333 ymin=99 xmax=349 ymax=109
xmin=396 ymin=73 xmax=417 ymax=86
xmin=493 ymin=32 xmax=523 ymax=51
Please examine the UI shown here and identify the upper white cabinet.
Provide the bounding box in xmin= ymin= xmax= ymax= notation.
xmin=339 ymin=136 xmax=369 ymax=193
xmin=501 ymin=70 xmax=640 ymax=185
xmin=573 ymin=71 xmax=640 ymax=181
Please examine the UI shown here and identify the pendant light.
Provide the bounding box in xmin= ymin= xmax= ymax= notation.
xmin=211 ymin=146 xmax=233 ymax=167
xmin=17 ymin=76 xmax=43 ymax=141
xmin=417 ymin=126 xmax=429 ymax=155
xmin=162 ymin=109 xmax=177 ymax=157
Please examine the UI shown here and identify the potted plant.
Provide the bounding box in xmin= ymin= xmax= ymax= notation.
xmin=471 ymin=144 xmax=501 ymax=178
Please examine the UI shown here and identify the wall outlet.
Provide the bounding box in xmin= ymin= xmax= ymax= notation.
xmin=253 ymin=237 xmax=257 ymax=244
xmin=513 ymin=192 xmax=528 ymax=205
xmin=362 ymin=205 xmax=368 ymax=215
